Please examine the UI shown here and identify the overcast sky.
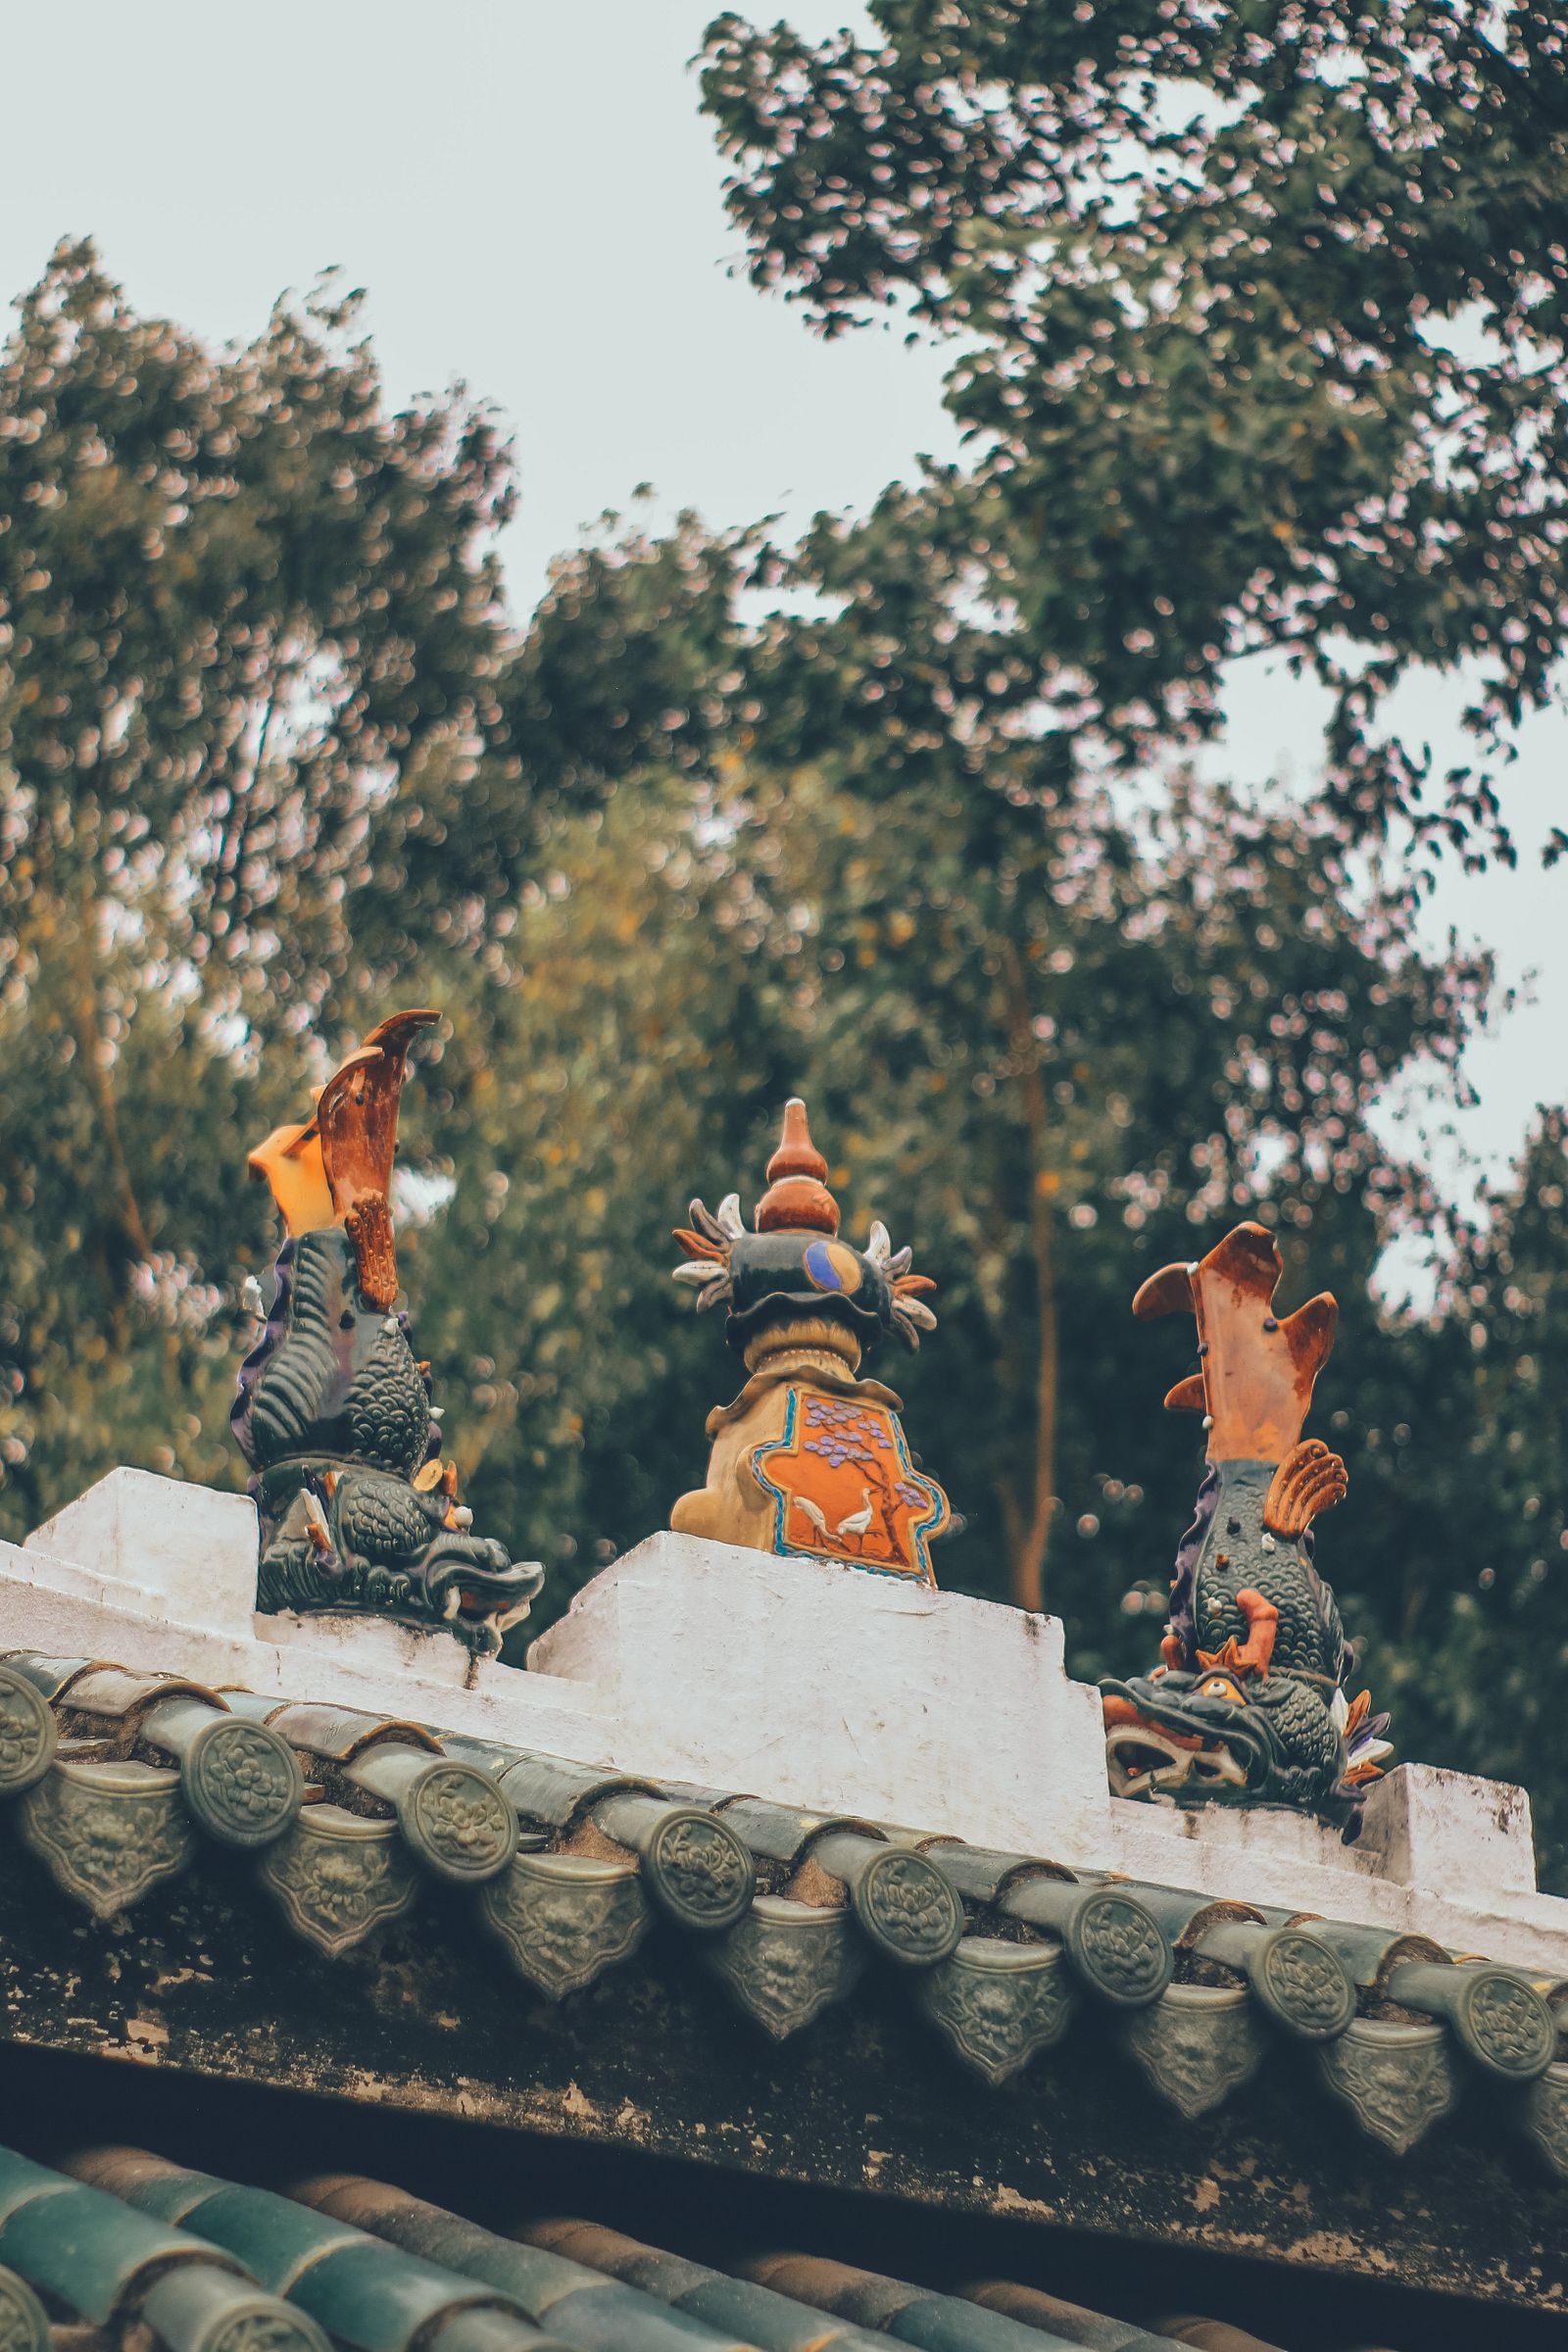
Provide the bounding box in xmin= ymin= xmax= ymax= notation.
xmin=6 ymin=1 xmax=1565 ymax=1250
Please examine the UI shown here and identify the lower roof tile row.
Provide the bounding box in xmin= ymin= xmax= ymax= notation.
xmin=2 ymin=1652 xmax=1565 ymax=2175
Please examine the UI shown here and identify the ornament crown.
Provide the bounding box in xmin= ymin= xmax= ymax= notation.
xmin=672 ymin=1096 xmax=938 ymax=1357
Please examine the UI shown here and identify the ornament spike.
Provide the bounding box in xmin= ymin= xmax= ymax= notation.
xmin=756 ymin=1097 xmax=839 ymax=1235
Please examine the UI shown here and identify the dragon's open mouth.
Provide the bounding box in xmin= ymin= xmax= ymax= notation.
xmin=430 ymin=1565 xmax=538 ymax=1631
xmin=1103 ymin=1719 xmax=1250 ymax=1801
xmin=1102 ymin=1678 xmax=1272 ymax=1805
xmin=453 ymin=1586 xmax=533 ymax=1630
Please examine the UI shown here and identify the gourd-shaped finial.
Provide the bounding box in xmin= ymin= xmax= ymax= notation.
xmin=756 ymin=1099 xmax=840 ymax=1235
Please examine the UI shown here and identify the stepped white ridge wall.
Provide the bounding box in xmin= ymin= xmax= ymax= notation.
xmin=14 ymin=1467 xmax=614 ymax=1760
xmin=530 ymin=1531 xmax=1111 ymax=1838
xmin=6 ymin=1467 xmax=1568 ymax=1971
xmin=530 ymin=1532 xmax=1568 ymax=1968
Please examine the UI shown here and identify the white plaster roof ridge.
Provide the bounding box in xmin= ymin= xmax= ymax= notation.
xmin=11 ymin=1468 xmax=1568 ymax=1978
xmin=2 ymin=1534 xmax=158 ymax=1623
xmin=3 ymin=1490 xmax=616 ymax=1767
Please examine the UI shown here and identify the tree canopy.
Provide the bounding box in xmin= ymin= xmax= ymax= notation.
xmin=700 ymin=1 xmax=1568 ymax=858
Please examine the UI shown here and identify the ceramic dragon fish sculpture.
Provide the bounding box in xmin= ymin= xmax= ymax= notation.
xmin=669 ymin=1099 xmax=952 ymax=1584
xmin=232 ymin=1009 xmax=542 ymax=1655
xmin=1101 ymin=1222 xmax=1391 ymax=1837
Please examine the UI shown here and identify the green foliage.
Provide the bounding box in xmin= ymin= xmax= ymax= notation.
xmin=700 ymin=2 xmax=1568 ymax=857
xmin=1376 ymin=1113 xmax=1568 ymax=1887
xmin=0 ymin=238 xmax=517 ymax=1518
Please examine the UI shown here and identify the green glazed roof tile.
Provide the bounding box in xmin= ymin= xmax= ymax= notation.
xmin=522 ymin=2224 xmax=893 ymax=2352
xmin=264 ymin=1705 xmax=442 ymax=1764
xmin=526 ymin=2279 xmax=752 ymax=2352
xmin=58 ymin=1667 xmax=221 ymax=1722
xmin=742 ymin=2261 xmax=1193 ymax=2352
xmin=495 ymin=1756 xmax=661 ymax=1828
xmin=285 ymin=2240 xmax=530 ymax=2352
xmin=158 ymin=2182 xmax=389 ymax=2296
xmin=0 ymin=2151 xmax=73 ymax=2230
xmin=965 ymin=2281 xmax=1205 ymax=2352
xmin=64 ymin=2152 xmax=221 ymax=2230
xmin=0 ymin=1667 xmax=57 ymax=1799
xmin=0 ymin=2150 xmax=330 ymax=2352
xmin=139 ymin=2257 xmax=332 ymax=2352
xmin=0 ymin=2263 xmax=49 ymax=2352
xmin=425 ymin=2311 xmax=582 ymax=2352
xmin=893 ymin=2297 xmax=1127 ymax=2352
xmin=0 ymin=1657 xmax=96 ymax=1704
xmin=68 ymin=2157 xmax=572 ymax=2352
xmin=44 ymin=2148 xmax=1395 ymax=2352
xmin=678 ymin=2277 xmax=885 ymax=2352
xmin=295 ymin=2181 xmax=760 ymax=2352
xmin=0 ymin=2171 xmax=223 ymax=2325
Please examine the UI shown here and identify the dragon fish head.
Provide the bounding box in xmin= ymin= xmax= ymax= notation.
xmin=1102 ymin=1664 xmax=1382 ymax=1838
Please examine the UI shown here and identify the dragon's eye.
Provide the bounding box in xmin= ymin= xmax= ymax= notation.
xmin=1198 ymin=1673 xmax=1244 ymax=1702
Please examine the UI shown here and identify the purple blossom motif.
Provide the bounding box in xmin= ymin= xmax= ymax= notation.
xmin=806 ymin=1433 xmax=874 ymax=1469
xmin=806 ymin=1399 xmax=892 ymax=1452
xmin=894 ymin=1478 xmax=928 ymax=1510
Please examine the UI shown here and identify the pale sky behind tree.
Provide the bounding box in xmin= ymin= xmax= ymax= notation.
xmin=6 ymin=0 xmax=1566 ymax=1269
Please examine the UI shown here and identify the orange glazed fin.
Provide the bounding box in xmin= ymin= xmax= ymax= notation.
xmin=1132 ymin=1261 xmax=1194 ymax=1319
xmin=1202 ymin=1220 xmax=1283 ymax=1302
xmin=361 ymin=1007 xmax=442 ymax=1060
xmin=318 ymin=1011 xmax=439 ymax=1215
xmin=1134 ymin=1220 xmax=1341 ymax=1463
xmin=674 ymin=1227 xmax=726 ymax=1261
xmin=1197 ymin=1243 xmax=1338 ymax=1463
xmin=1279 ymin=1292 xmax=1339 ymax=1385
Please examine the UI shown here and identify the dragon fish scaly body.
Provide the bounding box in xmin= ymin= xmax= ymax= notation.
xmin=235 ymin=1011 xmax=541 ymax=1657
xmin=1101 ymin=1224 xmax=1391 ymax=1838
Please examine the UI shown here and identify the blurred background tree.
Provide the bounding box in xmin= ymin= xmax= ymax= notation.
xmin=0 ymin=237 xmax=517 ymax=1515
xmin=700 ymin=0 xmax=1568 ymax=859
xmin=4 ymin=0 xmax=1568 ymax=1880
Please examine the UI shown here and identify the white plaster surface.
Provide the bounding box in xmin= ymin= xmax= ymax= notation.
xmin=529 ymin=1530 xmax=1110 ymax=1840
xmin=3 ymin=1470 xmax=613 ymax=1760
xmin=6 ymin=1469 xmax=1568 ymax=1972
xmin=26 ymin=1468 xmax=261 ymax=1633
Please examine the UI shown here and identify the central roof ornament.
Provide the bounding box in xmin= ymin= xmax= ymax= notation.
xmin=669 ymin=1098 xmax=952 ymax=1583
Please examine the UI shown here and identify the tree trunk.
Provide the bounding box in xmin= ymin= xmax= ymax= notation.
xmin=69 ymin=882 xmax=153 ymax=1265
xmin=1001 ymin=940 xmax=1059 ymax=1616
